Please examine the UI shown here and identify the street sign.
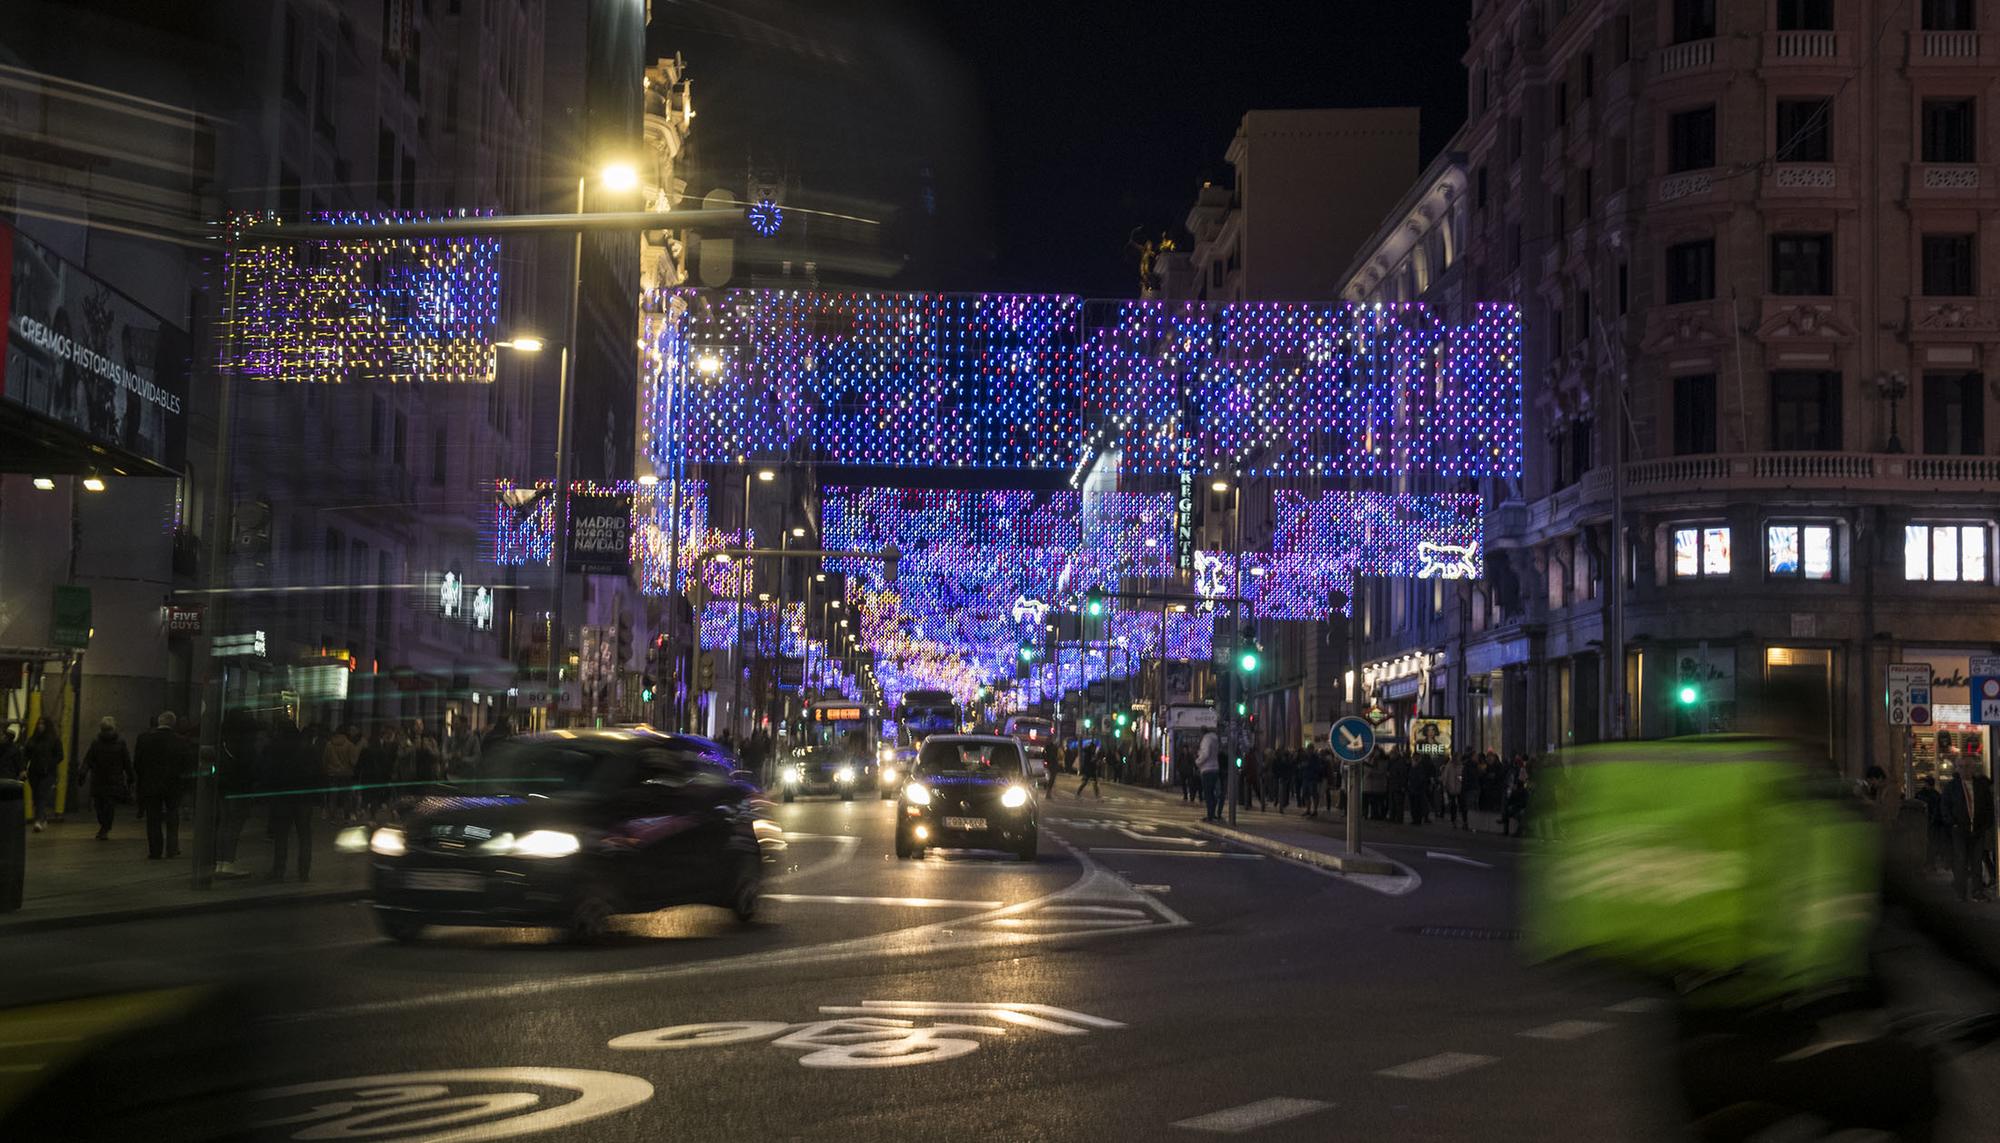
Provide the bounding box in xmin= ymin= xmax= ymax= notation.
xmin=1331 ymin=716 xmax=1376 ymax=763
xmin=163 ymin=602 xmax=205 ymax=634
xmin=50 ymin=585 xmax=91 ymax=649
xmin=1973 ymin=675 xmax=2000 ymax=726
xmin=1887 ymin=663 xmax=1930 ymax=726
xmin=1362 ymin=701 xmax=1390 ymax=728
xmin=212 ymin=630 xmax=267 ymax=659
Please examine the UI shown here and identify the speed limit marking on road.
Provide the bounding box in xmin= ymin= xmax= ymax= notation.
xmin=247 ymin=1067 xmax=654 ymax=1142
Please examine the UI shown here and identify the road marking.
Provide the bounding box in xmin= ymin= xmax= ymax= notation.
xmin=611 ymin=1002 xmax=1124 ymax=1068
xmin=1087 ymin=848 xmax=1264 ymax=859
xmin=1605 ymin=998 xmax=1667 ymax=1014
xmin=1172 ymin=1097 xmax=1333 ymax=1134
xmin=1425 ymin=851 xmax=1495 ymax=868
xmin=1133 ymin=884 xmax=1172 ymax=893
xmin=770 ymin=834 xmax=859 ymax=885
xmin=824 ymin=1001 xmax=1126 ymax=1034
xmin=1376 ymin=1052 xmax=1497 ymax=1080
xmin=1038 ymin=905 xmax=1151 ymax=917
xmin=984 ymin=917 xmax=1146 ymax=929
xmin=775 ymin=833 xmax=862 ymax=841
xmin=247 ymin=1067 xmax=654 ymax=1141
xmin=764 ymin=894 xmax=1002 ymax=909
xmin=1517 ymin=1020 xmax=1612 ymax=1040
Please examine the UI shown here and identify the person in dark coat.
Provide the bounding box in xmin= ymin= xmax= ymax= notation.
xmin=1386 ymin=750 xmax=1412 ymax=824
xmin=214 ymin=711 xmax=262 ymax=874
xmin=265 ymin=719 xmax=323 ymax=881
xmin=354 ymin=725 xmax=401 ymax=819
xmin=1943 ymin=761 xmax=1996 ymax=903
xmin=1076 ymin=740 xmax=1101 ymax=799
xmin=22 ymin=718 xmax=63 ymax=830
xmin=80 ymin=716 xmax=133 ymax=840
xmin=133 ymin=710 xmax=196 ymax=859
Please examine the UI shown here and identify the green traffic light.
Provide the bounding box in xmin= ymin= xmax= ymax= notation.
xmin=641 ymin=687 xmax=655 ymax=702
xmin=1087 ymin=600 xmax=1103 ymax=617
xmin=1677 ymin=684 xmax=1700 ymax=705
xmin=1238 ymin=650 xmax=1260 ymax=673
xmin=1115 ymin=712 xmax=1128 ymax=726
xmin=1235 ymin=701 xmax=1247 ymax=716
xmin=1018 ymin=646 xmax=1035 ymax=662
xmin=1082 ymin=717 xmax=1093 ymax=729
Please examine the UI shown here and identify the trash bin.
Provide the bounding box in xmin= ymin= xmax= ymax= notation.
xmin=0 ymin=780 xmax=24 ymax=912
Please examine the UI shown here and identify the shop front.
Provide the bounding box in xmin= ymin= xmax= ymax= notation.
xmin=1896 ymin=650 xmax=1994 ymax=787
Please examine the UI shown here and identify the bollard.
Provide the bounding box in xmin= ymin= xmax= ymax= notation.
xmin=0 ymin=780 xmax=25 ymax=912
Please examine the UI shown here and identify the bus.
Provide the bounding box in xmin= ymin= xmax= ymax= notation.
xmin=807 ymin=700 xmax=878 ymax=760
xmin=897 ymin=689 xmax=962 ymax=745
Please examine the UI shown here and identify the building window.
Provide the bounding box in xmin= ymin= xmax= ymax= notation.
xmin=1672 ymin=0 xmax=1716 ymax=43
xmin=1551 ymin=193 xmax=1566 ymax=234
xmin=1581 ymin=52 xmax=1595 ymax=99
xmin=370 ymin=394 xmax=385 ymax=454
xmin=1617 ymin=262 xmax=1629 ymax=314
xmin=1771 ymin=370 xmax=1842 ymax=451
xmin=1668 ymin=106 xmax=1717 ymax=172
xmin=1922 ymin=99 xmax=1976 ymax=164
xmin=1613 ymin=14 xmax=1632 ymax=64
xmin=1672 ymin=524 xmax=1732 ymax=579
xmin=1904 ymin=523 xmax=1989 ymax=582
xmin=432 ymin=427 xmax=448 ymax=485
xmin=1475 ymin=166 xmax=1488 ymax=211
xmin=1778 ymin=0 xmax=1834 ymax=29
xmin=1771 ymin=232 xmax=1834 ymax=295
xmin=394 ymin=411 xmax=407 ymax=466
xmin=1665 ymin=239 xmax=1716 ymax=303
xmin=1922 ymin=234 xmax=1976 ymax=296
xmin=1767 ymin=523 xmax=1836 ymax=580
xmin=1922 ymin=371 xmax=1985 ymax=455
xmin=1922 ymin=0 xmax=1976 ymax=32
xmin=1554 ymin=82 xmax=1568 ymax=128
xmin=376 ymin=126 xmax=396 ymax=204
xmin=400 ymin=151 xmax=416 ymax=209
xmin=1673 ymin=373 xmax=1718 ymax=455
xmin=1776 ymin=99 xmax=1832 ymax=163
xmin=1549 ymin=308 xmax=1564 ymax=359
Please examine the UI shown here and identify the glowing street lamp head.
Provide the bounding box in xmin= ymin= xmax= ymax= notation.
xmin=600 ymin=162 xmax=641 ymax=194
xmin=497 ymin=336 xmax=545 ymax=353
xmin=1210 ymin=479 xmax=1230 ymax=493
xmin=81 ymin=474 xmax=107 ymax=493
xmin=636 ymin=473 xmax=659 ymax=486
xmin=757 ymin=469 xmax=777 ymax=483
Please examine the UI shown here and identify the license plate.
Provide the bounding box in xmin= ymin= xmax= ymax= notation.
xmin=944 ymin=816 xmax=988 ymax=831
xmin=403 ymin=870 xmax=483 ymax=892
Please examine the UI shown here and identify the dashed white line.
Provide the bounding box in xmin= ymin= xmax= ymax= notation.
xmin=1376 ymin=1052 xmax=1497 ymax=1080
xmin=763 ymin=894 xmax=1002 ymax=909
xmin=1087 ymin=848 xmax=1264 ymax=859
xmin=1605 ymin=997 xmax=1667 ymax=1014
xmin=1172 ymin=1097 xmax=1333 ymax=1134
xmin=1517 ymin=1020 xmax=1612 ymax=1040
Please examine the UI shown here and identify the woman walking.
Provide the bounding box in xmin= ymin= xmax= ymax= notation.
xmin=80 ymin=716 xmax=133 ymax=840
xmin=24 ymin=718 xmax=64 ymax=831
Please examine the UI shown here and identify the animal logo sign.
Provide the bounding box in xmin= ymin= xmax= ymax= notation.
xmin=609 ymin=1001 xmax=1124 ymax=1069
xmin=1416 ymin=542 xmax=1478 ymax=580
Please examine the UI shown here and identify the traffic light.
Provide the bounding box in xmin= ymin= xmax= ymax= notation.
xmin=1677 ymin=682 xmax=1701 ymax=706
xmin=641 ymin=676 xmax=657 ymax=703
xmin=1115 ymin=711 xmax=1128 ymax=727
xmin=1237 ymin=647 xmax=1261 ymax=674
xmin=1082 ymin=717 xmax=1093 ymax=730
xmin=1084 ymin=585 xmax=1105 ymax=617
xmin=1018 ymin=643 xmax=1036 ymax=663
xmin=1235 ymin=701 xmax=1247 ymax=716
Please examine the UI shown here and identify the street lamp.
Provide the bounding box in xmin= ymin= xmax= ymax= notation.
xmin=1874 ymin=371 xmax=1909 ymax=454
xmin=599 ymin=162 xmax=641 ymax=194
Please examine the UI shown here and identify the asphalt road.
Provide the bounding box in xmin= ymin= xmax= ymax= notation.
xmin=7 ymin=787 xmax=2000 ymax=1141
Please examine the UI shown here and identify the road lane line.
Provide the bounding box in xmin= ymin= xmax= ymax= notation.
xmin=1376 ymin=1052 xmax=1497 ymax=1080
xmin=1517 ymin=1020 xmax=1612 ymax=1040
xmin=1605 ymin=998 xmax=1667 ymax=1014
xmin=764 ymin=894 xmax=1003 ymax=909
xmin=770 ymin=835 xmax=858 ymax=885
xmin=1172 ymin=1097 xmax=1333 ymax=1134
xmin=1425 ymin=851 xmax=1495 ymax=868
xmin=983 ymin=917 xmax=1147 ymax=929
xmin=1038 ymin=905 xmax=1150 ymax=917
xmin=1086 ymin=848 xmax=1264 ymax=859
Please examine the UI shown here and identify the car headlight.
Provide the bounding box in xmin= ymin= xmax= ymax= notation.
xmin=511 ymin=830 xmax=582 ymax=858
xmin=782 ymin=768 xmax=800 ymax=784
xmin=905 ymin=783 xmax=932 ymax=806
xmin=336 ymin=826 xmax=373 ymax=853
xmin=1000 ymin=785 xmax=1029 ymax=809
xmin=881 ymin=766 xmax=898 ymax=785
xmin=835 ymin=766 xmax=856 ymax=783
xmin=879 ymin=746 xmax=894 ymax=763
xmin=369 ymin=827 xmax=407 ymax=857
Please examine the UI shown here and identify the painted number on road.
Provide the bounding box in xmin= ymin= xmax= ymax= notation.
xmin=248 ymin=1068 xmax=654 ymax=1143
xmin=609 ymin=1001 xmax=1124 ymax=1069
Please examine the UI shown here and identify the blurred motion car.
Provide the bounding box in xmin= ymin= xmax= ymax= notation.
xmin=367 ymin=728 xmax=767 ymax=942
xmin=779 ymin=744 xmax=874 ymax=802
xmin=876 ymin=744 xmax=916 ymax=799
xmin=895 ymin=734 xmax=1041 ymax=860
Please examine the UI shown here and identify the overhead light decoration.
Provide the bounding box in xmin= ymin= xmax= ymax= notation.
xmin=746 ymin=198 xmax=785 ymax=238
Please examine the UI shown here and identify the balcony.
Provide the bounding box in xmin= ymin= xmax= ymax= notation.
xmin=1656 ymin=168 xmax=1718 ymax=206
xmin=1766 ymin=30 xmax=1844 ymax=65
xmin=1765 ymin=163 xmax=1840 ymax=200
xmin=1906 ymin=163 xmax=1996 ymax=204
xmin=1907 ymin=297 xmax=2000 ymax=341
xmin=1655 ymin=38 xmax=1721 ymax=78
xmin=1908 ymin=30 xmax=1991 ymax=67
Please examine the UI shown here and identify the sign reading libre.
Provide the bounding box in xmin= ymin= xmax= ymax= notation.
xmin=1411 ymin=716 xmax=1453 ymax=757
xmin=565 ymin=491 xmax=633 ymax=576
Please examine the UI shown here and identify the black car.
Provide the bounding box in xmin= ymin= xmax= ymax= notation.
xmin=779 ymin=745 xmax=873 ymax=801
xmin=367 ymin=729 xmax=769 ymax=942
xmin=894 ymin=735 xmax=1039 ymax=861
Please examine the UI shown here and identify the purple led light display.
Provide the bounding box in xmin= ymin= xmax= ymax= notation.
xmin=224 ymin=212 xmax=502 ymax=384
xmin=647 ymin=289 xmax=1520 ymax=477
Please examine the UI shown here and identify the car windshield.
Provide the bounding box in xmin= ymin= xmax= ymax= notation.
xmin=916 ymin=741 xmax=1024 ymax=778
xmin=466 ymin=741 xmax=623 ymax=795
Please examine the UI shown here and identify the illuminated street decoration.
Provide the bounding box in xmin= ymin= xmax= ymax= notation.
xmin=647 ymin=290 xmax=1520 ymax=477
xmin=746 ymin=199 xmax=785 ymax=237
xmin=222 ymin=212 xmax=501 ymax=384
xmin=1416 ymin=542 xmax=1479 ymax=580
xmin=489 ymin=478 xmax=736 ymax=599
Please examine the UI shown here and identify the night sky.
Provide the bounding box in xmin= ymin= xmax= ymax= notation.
xmin=647 ymin=0 xmax=1467 ymax=298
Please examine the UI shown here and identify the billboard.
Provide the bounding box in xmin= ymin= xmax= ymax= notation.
xmin=565 ymin=491 xmax=634 ymax=576
xmin=2 ymin=221 xmax=191 ymax=473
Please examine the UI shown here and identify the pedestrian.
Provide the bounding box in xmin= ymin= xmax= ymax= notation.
xmin=1386 ymin=749 xmax=1411 ymax=824
xmin=1041 ymin=741 xmax=1061 ymax=799
xmin=1272 ymin=748 xmax=1295 ymax=813
xmin=1409 ymin=751 xmax=1438 ymax=825
xmin=1242 ymin=746 xmax=1266 ymax=812
xmin=1 ymin=723 xmax=23 ymax=786
xmin=323 ymin=724 xmax=360 ymax=821
xmin=355 ymin=725 xmax=400 ymax=818
xmin=1361 ymin=750 xmax=1388 ymax=820
xmin=133 ymin=710 xmax=195 ymax=859
xmin=79 ymin=716 xmax=133 ymax=840
xmin=266 ymin=718 xmax=321 ymax=881
xmin=1176 ymin=748 xmax=1197 ymax=803
xmin=1500 ymin=755 xmax=1533 ymax=838
xmin=1300 ymin=748 xmax=1325 ymax=818
xmin=23 ymin=718 xmax=64 ymax=831
xmin=1076 ymin=740 xmax=1101 ymax=799
xmin=1942 ymin=761 xmax=1995 ymax=903
xmin=1196 ymin=727 xmax=1222 ymax=821
xmin=1441 ymin=751 xmax=1468 ymax=830
xmin=214 ymin=711 xmax=261 ymax=875
xmin=1914 ymin=776 xmax=1949 ymax=875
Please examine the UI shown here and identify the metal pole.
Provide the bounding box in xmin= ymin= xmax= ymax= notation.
xmin=733 ymin=471 xmax=749 ymax=740
xmin=193 ymin=232 xmax=245 ymax=889
xmin=663 ymin=357 xmax=685 ymax=731
xmin=1226 ymin=484 xmax=1242 ymax=825
xmin=547 ymin=172 xmax=585 ymax=724
xmin=236 ymin=207 xmax=752 ymax=243
xmin=1346 ymin=760 xmax=1361 ymax=854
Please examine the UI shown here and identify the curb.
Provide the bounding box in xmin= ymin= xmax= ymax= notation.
xmin=1189 ymin=821 xmax=1405 ymax=876
xmin=0 ymin=886 xmax=369 ymax=935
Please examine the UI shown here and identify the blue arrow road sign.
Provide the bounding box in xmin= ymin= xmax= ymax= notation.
xmin=1331 ymin=717 xmax=1376 ymax=763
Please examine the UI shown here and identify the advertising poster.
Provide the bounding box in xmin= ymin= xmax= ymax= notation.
xmin=565 ymin=491 xmax=633 ymax=576
xmin=1411 ymin=715 xmax=1453 ymax=757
